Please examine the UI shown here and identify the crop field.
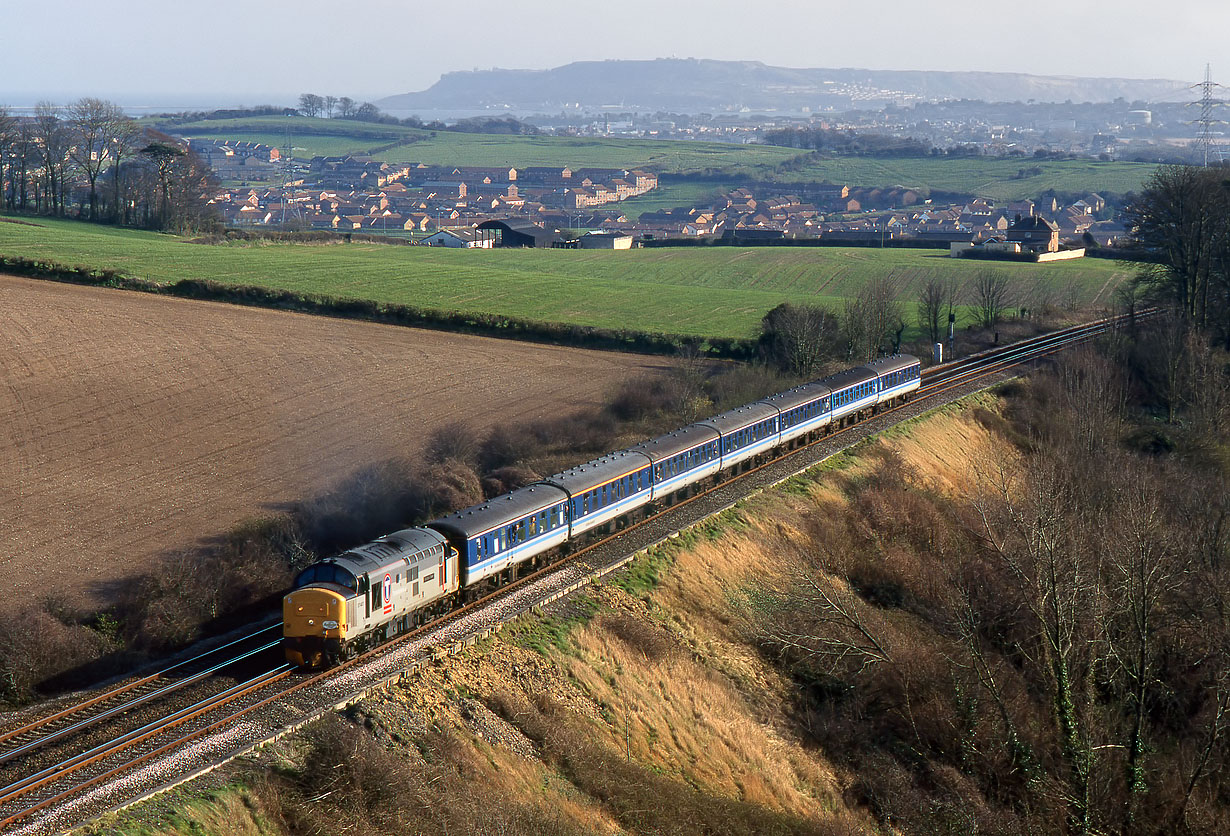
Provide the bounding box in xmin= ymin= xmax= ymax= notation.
xmin=617 ymin=181 xmax=739 ymax=218
xmin=1 ymin=217 xmax=1134 ymax=341
xmin=0 ymin=273 xmax=662 ymax=605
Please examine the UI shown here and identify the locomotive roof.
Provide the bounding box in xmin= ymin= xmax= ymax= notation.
xmin=320 ymin=527 xmax=449 ymax=578
xmin=864 ymin=354 xmax=920 ymax=376
xmin=428 ymin=483 xmax=569 ymax=540
xmin=539 ymin=449 xmax=653 ymax=496
xmin=626 ymin=423 xmax=721 ymax=462
xmin=817 ymin=366 xmax=878 ymax=391
xmin=759 ymin=381 xmax=832 ymax=412
xmin=696 ymin=401 xmax=780 ymax=435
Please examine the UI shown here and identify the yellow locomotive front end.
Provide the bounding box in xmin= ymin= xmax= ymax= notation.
xmin=284 ymin=587 xmax=349 ymax=668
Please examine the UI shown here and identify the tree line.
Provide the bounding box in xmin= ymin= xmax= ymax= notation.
xmin=296 ymin=93 xmax=538 ymax=135
xmin=763 ymin=126 xmax=941 ymax=158
xmin=760 ymin=267 xmax=1064 ymax=376
xmin=1123 ymin=163 xmax=1230 ymax=347
xmin=0 ymin=98 xmax=217 ymax=233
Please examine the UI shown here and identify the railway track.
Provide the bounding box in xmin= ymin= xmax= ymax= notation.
xmin=0 ymin=311 xmax=1140 ymax=834
xmin=0 ymin=625 xmax=280 ymax=769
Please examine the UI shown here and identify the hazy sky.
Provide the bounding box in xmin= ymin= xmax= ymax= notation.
xmin=1 ymin=0 xmax=1223 ymax=107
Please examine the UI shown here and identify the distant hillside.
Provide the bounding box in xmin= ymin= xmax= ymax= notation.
xmin=377 ymin=59 xmax=1187 ymax=113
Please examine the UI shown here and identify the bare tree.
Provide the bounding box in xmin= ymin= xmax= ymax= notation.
xmin=298 ymin=93 xmax=324 ymax=118
xmin=336 ymin=97 xmax=357 ymax=119
xmin=667 ymin=344 xmax=712 ymax=422
xmin=106 ymin=116 xmax=142 ymax=224
xmin=974 ymin=456 xmax=1101 ymax=834
xmin=1055 ymin=348 xmax=1127 ymax=456
xmin=6 ymin=118 xmax=35 ymax=211
xmin=1182 ymin=330 xmax=1230 ymax=442
xmin=324 ymin=95 xmax=338 ymax=118
xmin=0 ymin=107 xmax=15 ymax=209
xmin=844 ymin=275 xmax=904 ymax=361
xmin=762 ymin=568 xmax=893 ymax=676
xmin=760 ymin=302 xmax=840 ymax=375
xmin=1124 ymin=164 xmax=1229 ymax=332
xmin=31 ymin=101 xmax=71 ymax=216
xmin=67 ymin=97 xmax=125 ymax=220
xmin=973 ymin=268 xmax=1013 ymax=329
xmin=1099 ymin=471 xmax=1183 ymax=829
xmin=916 ymin=272 xmax=947 ymax=344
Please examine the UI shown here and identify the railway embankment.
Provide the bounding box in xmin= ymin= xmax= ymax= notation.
xmin=78 ymin=389 xmax=1019 ymax=835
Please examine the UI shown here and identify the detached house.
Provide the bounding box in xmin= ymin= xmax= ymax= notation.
xmin=1006 ymin=215 xmax=1060 ymax=252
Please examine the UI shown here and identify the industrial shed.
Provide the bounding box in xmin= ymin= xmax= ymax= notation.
xmin=475 ymin=219 xmax=565 ymax=248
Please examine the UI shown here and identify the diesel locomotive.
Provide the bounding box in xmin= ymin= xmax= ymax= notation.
xmin=284 ymin=354 xmax=921 ymax=668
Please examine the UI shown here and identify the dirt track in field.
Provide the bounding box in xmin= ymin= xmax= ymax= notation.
xmin=0 ymin=275 xmax=667 ymax=606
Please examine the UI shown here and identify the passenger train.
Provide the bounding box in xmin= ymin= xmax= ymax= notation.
xmin=283 ymin=355 xmax=921 ymax=667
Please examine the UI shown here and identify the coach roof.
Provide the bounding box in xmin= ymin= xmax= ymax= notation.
xmin=428 ymin=484 xmax=569 ymax=540
xmin=759 ymin=381 xmax=832 ymax=413
xmin=818 ymin=366 xmax=878 ymax=392
xmin=864 ymin=354 xmax=919 ymax=377
xmin=540 ymin=450 xmax=653 ymax=496
xmin=697 ymin=401 xmax=781 ymax=436
xmin=626 ymin=423 xmax=721 ymax=463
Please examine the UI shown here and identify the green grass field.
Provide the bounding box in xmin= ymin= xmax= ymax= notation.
xmin=164 ymin=116 xmax=798 ymax=175
xmin=0 ymin=217 xmax=1135 ymax=340
xmin=165 ymin=116 xmax=1157 ymax=201
xmin=772 ymin=156 xmax=1156 ymax=201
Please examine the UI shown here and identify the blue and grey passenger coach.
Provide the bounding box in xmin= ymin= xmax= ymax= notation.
xmin=698 ymin=401 xmax=782 ymax=472
xmin=428 ymin=484 xmax=570 ymax=590
xmin=540 ymin=450 xmax=653 ymax=539
xmin=626 ymin=424 xmax=722 ymax=503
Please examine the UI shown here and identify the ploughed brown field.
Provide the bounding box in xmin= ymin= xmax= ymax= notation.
xmin=0 ymin=275 xmax=665 ymax=606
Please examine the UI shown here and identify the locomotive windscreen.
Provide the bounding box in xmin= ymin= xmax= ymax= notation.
xmin=293 ymin=563 xmax=357 ymax=593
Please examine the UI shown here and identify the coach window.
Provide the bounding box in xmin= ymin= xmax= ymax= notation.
xmin=529 ymin=516 xmax=538 ymax=537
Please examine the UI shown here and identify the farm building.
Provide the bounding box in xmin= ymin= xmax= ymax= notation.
xmin=476 ymin=219 xmax=565 ymax=248
xmin=578 ymin=231 xmax=634 ymax=249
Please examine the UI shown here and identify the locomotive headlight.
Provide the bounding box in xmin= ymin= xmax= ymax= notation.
xmin=323 ymin=620 xmax=339 ymax=630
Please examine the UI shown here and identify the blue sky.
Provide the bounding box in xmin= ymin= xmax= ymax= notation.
xmin=0 ymin=0 xmax=1222 ymax=107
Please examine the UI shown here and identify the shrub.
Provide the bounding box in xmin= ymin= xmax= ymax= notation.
xmin=423 ymin=421 xmax=481 ymax=467
xmin=481 ymin=465 xmax=542 ymax=498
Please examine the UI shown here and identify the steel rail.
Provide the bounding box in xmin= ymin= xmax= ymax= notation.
xmin=0 ymin=639 xmax=281 ymax=768
xmin=0 ymin=666 xmax=291 ymax=827
xmin=0 ymin=623 xmax=279 ymax=755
